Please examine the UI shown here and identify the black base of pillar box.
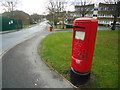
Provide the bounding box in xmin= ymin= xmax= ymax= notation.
xmin=70 ymin=68 xmax=90 ymax=86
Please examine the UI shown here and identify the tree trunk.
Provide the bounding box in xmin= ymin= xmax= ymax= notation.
xmin=62 ymin=18 xmax=64 ymax=29
xmin=82 ymin=14 xmax=85 ymax=17
xmin=111 ymin=16 xmax=117 ymax=30
xmin=62 ymin=21 xmax=64 ymax=29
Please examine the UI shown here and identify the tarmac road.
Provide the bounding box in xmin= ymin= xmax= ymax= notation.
xmin=0 ymin=22 xmax=51 ymax=88
xmin=1 ymin=22 xmax=49 ymax=56
xmin=1 ymin=22 xmax=73 ymax=88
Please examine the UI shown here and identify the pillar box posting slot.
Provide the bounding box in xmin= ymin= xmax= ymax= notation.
xmin=70 ymin=18 xmax=98 ymax=86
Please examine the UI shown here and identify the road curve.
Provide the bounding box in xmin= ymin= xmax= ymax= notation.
xmin=2 ymin=27 xmax=73 ymax=88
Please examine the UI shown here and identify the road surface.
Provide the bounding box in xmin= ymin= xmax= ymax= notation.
xmin=1 ymin=22 xmax=73 ymax=88
xmin=1 ymin=22 xmax=49 ymax=56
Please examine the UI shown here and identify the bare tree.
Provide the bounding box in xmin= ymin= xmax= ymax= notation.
xmin=31 ymin=13 xmax=41 ymax=23
xmin=56 ymin=0 xmax=67 ymax=29
xmin=46 ymin=0 xmax=56 ymax=26
xmin=0 ymin=0 xmax=19 ymax=12
xmin=104 ymin=0 xmax=120 ymax=30
xmin=73 ymin=0 xmax=93 ymax=17
xmin=46 ymin=0 xmax=67 ymax=29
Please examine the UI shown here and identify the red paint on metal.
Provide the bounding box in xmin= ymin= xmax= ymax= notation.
xmin=50 ymin=27 xmax=52 ymax=31
xmin=71 ymin=18 xmax=98 ymax=73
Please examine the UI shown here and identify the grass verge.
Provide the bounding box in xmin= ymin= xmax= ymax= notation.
xmin=54 ymin=25 xmax=66 ymax=29
xmin=39 ymin=30 xmax=119 ymax=88
xmin=22 ymin=24 xmax=34 ymax=28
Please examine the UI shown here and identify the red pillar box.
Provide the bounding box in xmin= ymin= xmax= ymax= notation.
xmin=70 ymin=18 xmax=98 ymax=86
xmin=50 ymin=26 xmax=52 ymax=31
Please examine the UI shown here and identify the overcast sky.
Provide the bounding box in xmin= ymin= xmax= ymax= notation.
xmin=0 ymin=0 xmax=104 ymax=15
